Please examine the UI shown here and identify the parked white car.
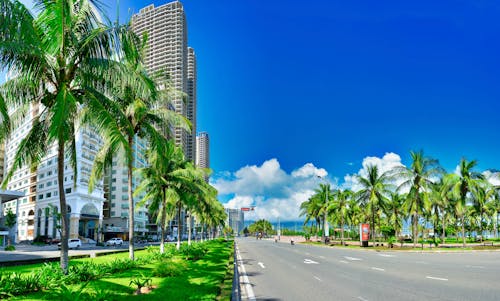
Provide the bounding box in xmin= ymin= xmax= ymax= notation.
xmin=105 ymin=238 xmax=123 ymax=246
xmin=57 ymin=238 xmax=82 ymax=250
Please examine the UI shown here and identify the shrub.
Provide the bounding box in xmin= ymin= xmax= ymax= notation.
xmin=0 ymin=272 xmax=42 ymax=297
xmin=68 ymin=262 xmax=102 ymax=282
xmin=152 ymin=258 xmax=187 ymax=277
xmin=179 ymin=242 xmax=208 ymax=260
xmin=38 ymin=262 xmax=64 ymax=288
xmin=4 ymin=245 xmax=15 ymax=251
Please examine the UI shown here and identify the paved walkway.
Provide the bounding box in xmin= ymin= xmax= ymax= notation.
xmin=0 ymin=243 xmax=130 ymax=265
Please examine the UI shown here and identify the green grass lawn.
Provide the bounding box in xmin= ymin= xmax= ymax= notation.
xmin=5 ymin=239 xmax=234 ymax=301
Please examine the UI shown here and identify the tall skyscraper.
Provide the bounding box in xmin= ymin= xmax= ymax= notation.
xmin=196 ymin=132 xmax=210 ymax=170
xmin=186 ymin=47 xmax=197 ymax=162
xmin=131 ymin=1 xmax=196 ymax=161
xmin=130 ymin=1 xmax=198 ymax=239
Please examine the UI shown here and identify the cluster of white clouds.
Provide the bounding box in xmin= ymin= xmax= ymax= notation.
xmin=214 ymin=153 xmax=500 ymax=222
xmin=212 ymin=159 xmax=329 ymax=221
xmin=343 ymin=152 xmax=405 ymax=192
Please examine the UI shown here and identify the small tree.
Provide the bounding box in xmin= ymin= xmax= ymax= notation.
xmin=5 ymin=209 xmax=16 ymax=246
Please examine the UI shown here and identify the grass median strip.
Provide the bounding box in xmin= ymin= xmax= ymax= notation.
xmin=2 ymin=239 xmax=234 ymax=300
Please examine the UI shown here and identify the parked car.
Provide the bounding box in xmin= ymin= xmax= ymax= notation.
xmin=105 ymin=238 xmax=123 ymax=246
xmin=57 ymin=238 xmax=82 ymax=250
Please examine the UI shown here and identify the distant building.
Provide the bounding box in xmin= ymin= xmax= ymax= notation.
xmin=225 ymin=208 xmax=244 ymax=235
xmin=196 ymin=132 xmax=209 ymax=169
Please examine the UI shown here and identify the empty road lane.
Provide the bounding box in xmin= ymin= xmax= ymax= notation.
xmin=236 ymin=237 xmax=500 ymax=301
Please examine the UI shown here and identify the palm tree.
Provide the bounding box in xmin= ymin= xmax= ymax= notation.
xmin=449 ymin=158 xmax=484 ymax=247
xmin=429 ymin=176 xmax=454 ymax=243
xmin=136 ymin=140 xmax=217 ymax=251
xmin=472 ymin=181 xmax=495 ymax=242
xmin=384 ymin=192 xmax=405 ymax=245
xmin=486 ymin=190 xmax=500 ymax=238
xmin=88 ymin=26 xmax=188 ymax=260
xmin=329 ymin=189 xmax=352 ymax=245
xmin=299 ymin=191 xmax=324 ymax=240
xmin=0 ymin=0 xmax=121 ymax=274
xmin=392 ymin=150 xmax=443 ymax=247
xmin=355 ymin=165 xmax=393 ymax=244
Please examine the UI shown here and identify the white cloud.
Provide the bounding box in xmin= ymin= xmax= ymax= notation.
xmin=484 ymin=171 xmax=500 ymax=186
xmin=213 ymin=159 xmax=330 ymax=221
xmin=291 ymin=163 xmax=327 ymax=178
xmin=343 ymin=152 xmax=405 ymax=192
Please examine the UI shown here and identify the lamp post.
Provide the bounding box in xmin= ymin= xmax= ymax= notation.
xmin=317 ymin=176 xmax=330 ymax=241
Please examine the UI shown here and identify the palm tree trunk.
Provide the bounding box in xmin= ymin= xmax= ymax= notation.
xmin=160 ymin=188 xmax=167 ymax=254
xmin=413 ymin=213 xmax=418 ymax=248
xmin=442 ymin=213 xmax=446 ymax=244
xmin=57 ymin=140 xmax=69 ymax=274
xmin=341 ymin=214 xmax=344 ymax=245
xmin=127 ymin=136 xmax=135 ymax=260
xmin=187 ymin=211 xmax=192 ymax=246
xmin=371 ymin=209 xmax=375 ymax=245
xmin=462 ymin=215 xmax=466 ymax=248
xmin=496 ymin=212 xmax=498 ymax=239
xmin=176 ymin=203 xmax=182 ymax=250
xmin=323 ymin=211 xmax=328 ymax=242
xmin=480 ymin=210 xmax=483 ymax=243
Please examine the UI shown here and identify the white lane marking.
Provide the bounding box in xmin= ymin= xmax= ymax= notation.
xmin=426 ymin=276 xmax=448 ymax=281
xmin=378 ymin=254 xmax=395 ymax=257
xmin=371 ymin=267 xmax=385 ymax=272
xmin=258 ymin=262 xmax=265 ymax=269
xmin=339 ymin=260 xmax=349 ymax=264
xmin=344 ymin=256 xmax=362 ymax=261
xmin=466 ymin=265 xmax=485 ymax=269
xmin=320 ymin=255 xmax=325 ymax=259
xmin=236 ymin=245 xmax=256 ymax=301
xmin=304 ymin=258 xmax=319 ymax=264
xmin=357 ymin=296 xmax=369 ymax=301
xmin=314 ymin=276 xmax=322 ymax=282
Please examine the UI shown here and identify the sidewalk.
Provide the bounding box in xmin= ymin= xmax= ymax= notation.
xmin=0 ymin=243 xmax=130 ymax=266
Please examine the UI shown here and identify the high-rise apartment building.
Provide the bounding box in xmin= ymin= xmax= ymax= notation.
xmin=131 ymin=1 xmax=195 ymax=161
xmin=2 ymin=103 xmax=105 ymax=242
xmin=196 ymin=132 xmax=209 ymax=169
xmin=186 ymin=47 xmax=197 ymax=162
xmin=101 ymin=137 xmax=149 ymax=240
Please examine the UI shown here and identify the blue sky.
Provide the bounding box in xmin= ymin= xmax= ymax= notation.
xmin=7 ymin=1 xmax=500 ymax=220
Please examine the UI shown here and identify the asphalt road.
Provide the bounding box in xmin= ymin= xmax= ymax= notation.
xmin=236 ymin=237 xmax=500 ymax=301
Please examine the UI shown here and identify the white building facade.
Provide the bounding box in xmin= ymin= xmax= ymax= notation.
xmin=3 ymin=102 xmax=105 ymax=242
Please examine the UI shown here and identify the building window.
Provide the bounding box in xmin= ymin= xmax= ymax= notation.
xmin=65 ymin=188 xmax=71 ymax=194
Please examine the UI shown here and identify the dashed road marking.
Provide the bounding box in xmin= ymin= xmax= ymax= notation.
xmin=371 ymin=267 xmax=385 ymax=272
xmin=426 ymin=276 xmax=448 ymax=281
xmin=320 ymin=255 xmax=325 ymax=259
xmin=378 ymin=254 xmax=395 ymax=257
xmin=344 ymin=256 xmax=362 ymax=261
xmin=258 ymin=262 xmax=265 ymax=269
xmin=339 ymin=260 xmax=349 ymax=264
xmin=466 ymin=265 xmax=485 ymax=269
xmin=304 ymin=258 xmax=319 ymax=264
xmin=314 ymin=276 xmax=322 ymax=282
xmin=357 ymin=296 xmax=369 ymax=301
